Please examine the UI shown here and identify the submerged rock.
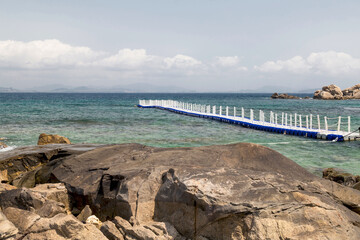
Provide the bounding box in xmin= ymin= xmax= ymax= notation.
xmin=37 ymin=133 xmax=71 ymax=145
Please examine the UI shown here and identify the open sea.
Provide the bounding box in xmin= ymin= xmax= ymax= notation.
xmin=0 ymin=92 xmax=359 ymax=176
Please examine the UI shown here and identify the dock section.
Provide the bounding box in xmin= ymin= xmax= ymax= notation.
xmin=138 ymin=100 xmax=360 ymax=142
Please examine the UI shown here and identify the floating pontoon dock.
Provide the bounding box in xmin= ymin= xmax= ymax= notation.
xmin=138 ymin=100 xmax=360 ymax=142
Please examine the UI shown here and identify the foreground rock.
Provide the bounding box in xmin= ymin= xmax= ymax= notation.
xmin=37 ymin=133 xmax=71 ymax=145
xmin=1 ymin=143 xmax=360 ymax=239
xmin=314 ymin=83 xmax=360 ymax=100
xmin=271 ymin=93 xmax=302 ymax=99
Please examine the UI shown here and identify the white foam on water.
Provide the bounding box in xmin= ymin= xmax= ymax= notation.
xmin=0 ymin=145 xmax=17 ymax=152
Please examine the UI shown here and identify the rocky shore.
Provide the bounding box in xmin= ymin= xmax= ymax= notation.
xmin=314 ymin=83 xmax=360 ymax=100
xmin=1 ymin=142 xmax=360 ymax=239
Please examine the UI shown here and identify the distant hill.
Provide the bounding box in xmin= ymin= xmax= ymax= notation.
xmin=0 ymin=87 xmax=19 ymax=92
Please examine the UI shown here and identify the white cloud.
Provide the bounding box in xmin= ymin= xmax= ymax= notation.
xmin=163 ymin=54 xmax=202 ymax=69
xmin=0 ymin=39 xmax=100 ymax=69
xmin=214 ymin=56 xmax=239 ymax=67
xmin=95 ymin=48 xmax=160 ymax=69
xmin=255 ymin=51 xmax=360 ymax=75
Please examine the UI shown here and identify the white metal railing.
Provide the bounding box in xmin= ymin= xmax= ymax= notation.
xmin=138 ymin=100 xmax=353 ymax=134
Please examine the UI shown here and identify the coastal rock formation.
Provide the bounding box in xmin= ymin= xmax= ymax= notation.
xmin=37 ymin=133 xmax=71 ymax=145
xmin=323 ymin=168 xmax=360 ymax=190
xmin=1 ymin=143 xmax=360 ymax=239
xmin=314 ymin=83 xmax=360 ymax=100
xmin=271 ymin=93 xmax=301 ymax=99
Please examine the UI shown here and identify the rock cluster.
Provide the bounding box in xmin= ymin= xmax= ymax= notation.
xmin=37 ymin=133 xmax=71 ymax=145
xmin=0 ymin=143 xmax=360 ymax=239
xmin=271 ymin=93 xmax=301 ymax=99
xmin=323 ymin=168 xmax=360 ymax=190
xmin=314 ymin=83 xmax=360 ymax=100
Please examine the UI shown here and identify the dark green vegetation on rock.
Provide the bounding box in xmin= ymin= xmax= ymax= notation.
xmin=0 ymin=143 xmax=360 ymax=239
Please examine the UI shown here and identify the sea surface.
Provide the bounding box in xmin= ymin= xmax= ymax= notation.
xmin=0 ymin=92 xmax=359 ymax=176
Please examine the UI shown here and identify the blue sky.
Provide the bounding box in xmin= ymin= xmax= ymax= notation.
xmin=1 ymin=0 xmax=360 ymax=91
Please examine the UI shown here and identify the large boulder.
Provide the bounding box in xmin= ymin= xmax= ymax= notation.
xmin=37 ymin=133 xmax=71 ymax=145
xmin=314 ymin=84 xmax=343 ymax=99
xmin=26 ymin=143 xmax=360 ymax=239
xmin=315 ymin=83 xmax=360 ymax=100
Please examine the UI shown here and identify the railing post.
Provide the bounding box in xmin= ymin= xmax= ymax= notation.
xmin=299 ymin=115 xmax=302 ymax=128
xmin=275 ymin=113 xmax=278 ymax=125
xmin=306 ymin=115 xmax=309 ymax=129
xmin=226 ymin=106 xmax=229 ymax=116
xmin=213 ymin=106 xmax=216 ymax=114
xmin=242 ymin=107 xmax=244 ymax=119
xmin=219 ymin=106 xmax=222 ymax=115
xmin=250 ymin=109 xmax=254 ymax=122
xmin=234 ymin=107 xmax=236 ymax=117
xmin=317 ymin=115 xmax=321 ymax=130
xmin=348 ymin=116 xmax=351 ymax=133
xmin=337 ymin=116 xmax=341 ymax=132
xmin=281 ymin=112 xmax=284 ymax=125
xmin=285 ymin=113 xmax=288 ymax=126
xmin=310 ymin=114 xmax=312 ymax=129
xmin=325 ymin=117 xmax=328 ymax=132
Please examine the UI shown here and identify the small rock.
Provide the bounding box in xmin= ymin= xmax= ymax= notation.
xmin=0 ymin=141 xmax=8 ymax=149
xmin=0 ymin=210 xmax=18 ymax=239
xmin=353 ymin=182 xmax=360 ymax=191
xmin=0 ymin=169 xmax=9 ymax=183
xmin=100 ymin=221 xmax=125 ymax=240
xmin=3 ymin=207 xmax=41 ymax=232
xmin=37 ymin=133 xmax=71 ymax=145
xmin=86 ymin=215 xmax=102 ymax=229
xmin=113 ymin=216 xmax=133 ymax=234
xmin=77 ymin=205 xmax=93 ymax=222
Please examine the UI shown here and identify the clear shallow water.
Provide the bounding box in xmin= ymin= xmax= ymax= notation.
xmin=0 ymin=93 xmax=359 ymax=176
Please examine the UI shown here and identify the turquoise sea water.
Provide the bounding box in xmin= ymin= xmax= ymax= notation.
xmin=0 ymin=93 xmax=359 ymax=175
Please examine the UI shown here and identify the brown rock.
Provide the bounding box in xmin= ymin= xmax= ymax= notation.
xmin=271 ymin=93 xmax=300 ymax=99
xmin=37 ymin=133 xmax=71 ymax=145
xmin=32 ymin=183 xmax=71 ymax=212
xmin=3 ymin=207 xmax=41 ymax=233
xmin=0 ymin=141 xmax=8 ymax=149
xmin=0 ymin=169 xmax=9 ymax=183
xmin=315 ymin=83 xmax=360 ymax=100
xmin=77 ymin=205 xmax=93 ymax=222
xmin=0 ymin=182 xmax=17 ymax=193
xmin=22 ymin=229 xmax=66 ymax=240
xmin=0 ymin=210 xmax=19 ymax=239
xmin=100 ymin=221 xmax=125 ymax=240
xmin=323 ymin=168 xmax=359 ymax=187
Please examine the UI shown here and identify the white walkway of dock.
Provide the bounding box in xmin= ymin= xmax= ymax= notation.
xmin=138 ymin=100 xmax=360 ymax=142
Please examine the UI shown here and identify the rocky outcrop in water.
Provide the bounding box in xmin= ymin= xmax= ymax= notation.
xmin=0 ymin=143 xmax=360 ymax=239
xmin=0 ymin=142 xmax=7 ymax=149
xmin=323 ymin=168 xmax=360 ymax=190
xmin=271 ymin=93 xmax=301 ymax=99
xmin=37 ymin=133 xmax=71 ymax=145
xmin=314 ymin=83 xmax=360 ymax=100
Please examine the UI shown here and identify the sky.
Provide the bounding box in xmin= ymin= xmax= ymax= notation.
xmin=1 ymin=0 xmax=360 ymax=92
